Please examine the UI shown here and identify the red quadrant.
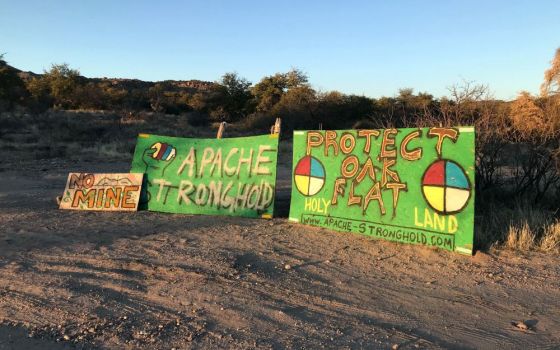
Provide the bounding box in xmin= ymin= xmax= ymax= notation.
xmin=295 ymin=156 xmax=311 ymax=176
xmin=155 ymin=143 xmax=167 ymax=160
xmin=423 ymin=160 xmax=445 ymax=186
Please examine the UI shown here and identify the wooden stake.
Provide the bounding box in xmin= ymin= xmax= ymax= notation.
xmin=270 ymin=118 xmax=281 ymax=136
xmin=217 ymin=122 xmax=226 ymax=139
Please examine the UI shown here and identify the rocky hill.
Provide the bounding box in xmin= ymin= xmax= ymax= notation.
xmin=11 ymin=64 xmax=216 ymax=93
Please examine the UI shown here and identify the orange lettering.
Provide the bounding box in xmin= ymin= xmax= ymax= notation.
xmin=341 ymin=156 xmax=359 ymax=178
xmin=306 ymin=131 xmax=324 ymax=155
xmin=380 ymin=129 xmax=397 ymax=158
xmin=363 ymin=182 xmax=385 ymax=215
xmin=340 ymin=133 xmax=356 ymax=154
xmin=400 ymin=130 xmax=422 ymax=161
xmin=72 ymin=189 xmax=95 ymax=208
xmin=104 ymin=187 xmax=123 ymax=208
xmin=428 ymin=127 xmax=458 ymax=156
xmin=357 ymin=130 xmax=380 ymax=153
xmin=122 ymin=185 xmax=140 ymax=209
xmin=325 ymin=131 xmax=338 ymax=156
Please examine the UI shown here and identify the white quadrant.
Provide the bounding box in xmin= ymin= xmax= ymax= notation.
xmin=445 ymin=187 xmax=470 ymax=212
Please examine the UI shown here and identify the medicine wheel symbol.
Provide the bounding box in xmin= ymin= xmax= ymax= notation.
xmin=294 ymin=156 xmax=326 ymax=196
xmin=421 ymin=159 xmax=471 ymax=214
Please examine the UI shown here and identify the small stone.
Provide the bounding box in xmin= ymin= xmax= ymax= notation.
xmin=63 ymin=335 xmax=70 ymax=341
xmin=392 ymin=344 xmax=399 ymax=350
xmin=284 ymin=264 xmax=291 ymax=270
xmin=88 ymin=327 xmax=95 ymax=333
xmin=513 ymin=321 xmax=529 ymax=330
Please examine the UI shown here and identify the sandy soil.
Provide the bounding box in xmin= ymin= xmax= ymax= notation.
xmin=0 ymin=158 xmax=559 ymax=349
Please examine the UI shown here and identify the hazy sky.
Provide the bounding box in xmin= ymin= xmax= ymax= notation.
xmin=1 ymin=0 xmax=559 ymax=100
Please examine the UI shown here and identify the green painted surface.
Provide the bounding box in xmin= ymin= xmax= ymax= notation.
xmin=131 ymin=133 xmax=279 ymax=218
xmin=288 ymin=128 xmax=475 ymax=255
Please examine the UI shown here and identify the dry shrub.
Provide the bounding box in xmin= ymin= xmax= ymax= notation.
xmin=81 ymin=142 xmax=131 ymax=160
xmin=477 ymin=201 xmax=550 ymax=250
xmin=505 ymin=222 xmax=535 ymax=251
xmin=498 ymin=208 xmax=560 ymax=252
xmin=352 ymin=119 xmax=377 ymax=129
xmin=539 ymin=220 xmax=560 ymax=252
xmin=509 ymin=91 xmax=546 ymax=134
xmin=0 ymin=110 xmax=219 ymax=162
xmin=541 ymin=47 xmax=560 ymax=96
xmin=234 ymin=113 xmax=276 ymax=132
xmin=367 ymin=80 xmax=560 ymax=252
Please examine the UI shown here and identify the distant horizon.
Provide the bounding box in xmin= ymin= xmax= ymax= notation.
xmin=4 ymin=59 xmax=540 ymax=102
xmin=2 ymin=0 xmax=559 ymax=100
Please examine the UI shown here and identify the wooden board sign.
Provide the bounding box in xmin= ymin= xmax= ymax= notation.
xmin=59 ymin=173 xmax=143 ymax=211
xmin=130 ymin=133 xmax=279 ymax=218
xmin=288 ymin=127 xmax=475 ymax=255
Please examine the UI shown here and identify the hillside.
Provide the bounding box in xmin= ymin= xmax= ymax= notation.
xmin=9 ymin=64 xmax=215 ymax=93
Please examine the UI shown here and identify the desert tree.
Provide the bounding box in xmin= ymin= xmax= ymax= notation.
xmin=270 ymin=85 xmax=317 ymax=129
xmin=27 ymin=63 xmax=81 ymax=109
xmin=251 ymin=68 xmax=309 ymax=112
xmin=541 ymin=48 xmax=560 ymax=97
xmin=509 ymin=91 xmax=547 ymax=135
xmin=216 ymin=72 xmax=253 ymax=121
xmin=0 ymin=54 xmax=29 ymax=110
xmin=149 ymin=83 xmax=165 ymax=112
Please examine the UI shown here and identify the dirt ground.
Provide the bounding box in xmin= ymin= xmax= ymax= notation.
xmin=0 ymin=158 xmax=559 ymax=350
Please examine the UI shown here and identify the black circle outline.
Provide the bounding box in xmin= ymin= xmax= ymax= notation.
xmin=293 ymin=155 xmax=326 ymax=197
xmin=420 ymin=159 xmax=472 ymax=215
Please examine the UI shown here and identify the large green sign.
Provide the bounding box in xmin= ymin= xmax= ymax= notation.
xmin=131 ymin=133 xmax=279 ymax=218
xmin=289 ymin=127 xmax=475 ymax=255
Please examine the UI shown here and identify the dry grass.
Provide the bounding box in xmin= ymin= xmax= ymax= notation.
xmin=477 ymin=199 xmax=560 ymax=253
xmin=81 ymin=142 xmax=131 ymax=160
xmin=505 ymin=222 xmax=535 ymax=251
xmin=539 ymin=220 xmax=560 ymax=252
xmin=503 ymin=218 xmax=560 ymax=253
xmin=0 ymin=110 xmax=236 ymax=162
xmin=2 ymin=109 xmax=559 ymax=255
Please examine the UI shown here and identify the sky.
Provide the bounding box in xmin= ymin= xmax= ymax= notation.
xmin=1 ymin=0 xmax=559 ymax=100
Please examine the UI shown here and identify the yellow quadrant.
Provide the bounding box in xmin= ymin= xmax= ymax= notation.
xmin=151 ymin=142 xmax=162 ymax=158
xmin=445 ymin=187 xmax=470 ymax=212
xmin=308 ymin=177 xmax=324 ymax=195
xmin=294 ymin=175 xmax=310 ymax=195
xmin=422 ymin=185 xmax=445 ymax=212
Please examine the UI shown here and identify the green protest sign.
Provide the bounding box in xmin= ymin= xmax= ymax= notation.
xmin=130 ymin=133 xmax=279 ymax=218
xmin=288 ymin=127 xmax=475 ymax=255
